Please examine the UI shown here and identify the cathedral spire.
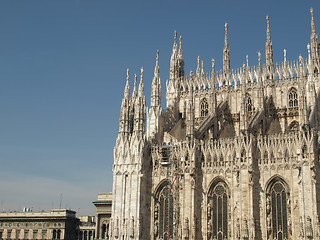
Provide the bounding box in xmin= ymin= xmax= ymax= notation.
xmin=310 ymin=8 xmax=319 ymax=61
xmin=177 ymin=35 xmax=185 ymax=78
xmin=266 ymin=15 xmax=274 ymax=77
xmin=119 ymin=69 xmax=131 ymax=135
xmin=138 ymin=67 xmax=144 ymax=97
xmin=178 ymin=36 xmax=183 ymax=58
xmin=124 ymin=68 xmax=130 ymax=100
xmin=173 ymin=30 xmax=178 ymax=54
xmin=154 ymin=50 xmax=159 ymax=78
xmin=196 ymin=56 xmax=201 ymax=79
xmin=151 ymin=51 xmax=161 ymax=107
xmin=132 ymin=74 xmax=137 ymax=103
xmin=223 ymin=23 xmax=230 ymax=77
xmin=211 ymin=58 xmax=216 ymax=86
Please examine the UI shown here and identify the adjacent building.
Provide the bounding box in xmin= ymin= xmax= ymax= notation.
xmin=93 ymin=193 xmax=112 ymax=240
xmin=0 ymin=209 xmax=79 ymax=240
xmin=79 ymin=216 xmax=95 ymax=240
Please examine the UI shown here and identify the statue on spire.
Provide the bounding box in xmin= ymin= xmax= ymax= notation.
xmin=310 ymin=8 xmax=319 ymax=61
xmin=265 ymin=15 xmax=274 ymax=78
xmin=223 ymin=23 xmax=230 ymax=78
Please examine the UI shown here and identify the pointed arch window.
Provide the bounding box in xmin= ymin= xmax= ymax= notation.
xmin=154 ymin=184 xmax=173 ymax=240
xmin=207 ymin=180 xmax=229 ymax=240
xmin=288 ymin=88 xmax=298 ymax=108
xmin=200 ymin=98 xmax=209 ymax=117
xmin=266 ymin=178 xmax=290 ymax=240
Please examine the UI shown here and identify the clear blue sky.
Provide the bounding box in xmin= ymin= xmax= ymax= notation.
xmin=0 ymin=1 xmax=319 ymax=215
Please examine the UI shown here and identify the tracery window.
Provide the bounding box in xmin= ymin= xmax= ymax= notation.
xmin=200 ymin=98 xmax=209 ymax=117
xmin=266 ymin=178 xmax=291 ymax=240
xmin=288 ymin=88 xmax=298 ymax=108
xmin=154 ymin=184 xmax=173 ymax=240
xmin=207 ymin=180 xmax=229 ymax=240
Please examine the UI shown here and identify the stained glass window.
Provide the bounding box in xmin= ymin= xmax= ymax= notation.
xmin=267 ymin=180 xmax=289 ymax=240
xmin=208 ymin=181 xmax=229 ymax=240
xmin=156 ymin=185 xmax=173 ymax=240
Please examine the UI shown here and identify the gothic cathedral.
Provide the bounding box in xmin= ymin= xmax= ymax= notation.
xmin=111 ymin=9 xmax=320 ymax=240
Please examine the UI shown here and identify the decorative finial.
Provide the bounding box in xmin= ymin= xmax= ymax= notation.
xmin=299 ymin=55 xmax=303 ymax=65
xmin=284 ymin=49 xmax=287 ymax=62
xmin=246 ymin=55 xmax=249 ymax=67
xmin=307 ymin=43 xmax=311 ymax=61
xmin=156 ymin=50 xmax=159 ymax=61
xmin=311 ymin=7 xmax=316 ymax=34
xmin=266 ymin=15 xmax=271 ymax=41
xmin=174 ymin=30 xmax=177 ymax=44
xmin=178 ymin=36 xmax=183 ymax=57
xmin=141 ymin=67 xmax=144 ymax=80
xmin=127 ymin=68 xmax=129 ymax=81
xmin=201 ymin=60 xmax=204 ymax=73
xmin=258 ymin=51 xmax=261 ymax=66
xmin=224 ymin=22 xmax=229 ymax=48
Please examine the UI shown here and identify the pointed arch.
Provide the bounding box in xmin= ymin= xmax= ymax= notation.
xmin=207 ymin=178 xmax=230 ymax=240
xmin=154 ymin=180 xmax=174 ymax=240
xmin=265 ymin=176 xmax=291 ymax=240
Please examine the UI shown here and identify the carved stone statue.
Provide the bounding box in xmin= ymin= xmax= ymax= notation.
xmin=299 ymin=216 xmax=304 ymax=238
xmin=130 ymin=216 xmax=134 ymax=238
xmin=114 ymin=217 xmax=119 ymax=238
xmin=184 ymin=218 xmax=189 ymax=238
xmin=306 ymin=216 xmax=313 ymax=238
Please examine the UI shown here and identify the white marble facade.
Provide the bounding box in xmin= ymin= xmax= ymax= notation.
xmin=111 ymin=9 xmax=320 ymax=240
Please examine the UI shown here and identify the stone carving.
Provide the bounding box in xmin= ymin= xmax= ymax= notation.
xmin=130 ymin=216 xmax=134 ymax=238
xmin=236 ymin=218 xmax=240 ymax=239
xmin=184 ymin=218 xmax=189 ymax=238
xmin=266 ymin=195 xmax=271 ymax=214
xmin=154 ymin=220 xmax=158 ymax=236
xmin=242 ymin=218 xmax=249 ymax=239
xmin=299 ymin=216 xmax=304 ymax=238
xmin=154 ymin=205 xmax=159 ymax=220
xmin=114 ymin=217 xmax=119 ymax=238
xmin=306 ymin=216 xmax=313 ymax=238
xmin=251 ymin=218 xmax=255 ymax=239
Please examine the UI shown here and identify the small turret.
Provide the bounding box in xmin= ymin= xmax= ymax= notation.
xmin=119 ymin=69 xmax=132 ymax=136
xmin=151 ymin=51 xmax=161 ymax=107
xmin=148 ymin=51 xmax=162 ymax=139
xmin=133 ymin=68 xmax=146 ymax=137
xmin=169 ymin=31 xmax=178 ymax=82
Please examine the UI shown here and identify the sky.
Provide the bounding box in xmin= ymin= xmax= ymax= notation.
xmin=0 ymin=0 xmax=319 ymax=216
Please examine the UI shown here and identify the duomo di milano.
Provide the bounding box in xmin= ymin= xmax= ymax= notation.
xmin=111 ymin=8 xmax=320 ymax=240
